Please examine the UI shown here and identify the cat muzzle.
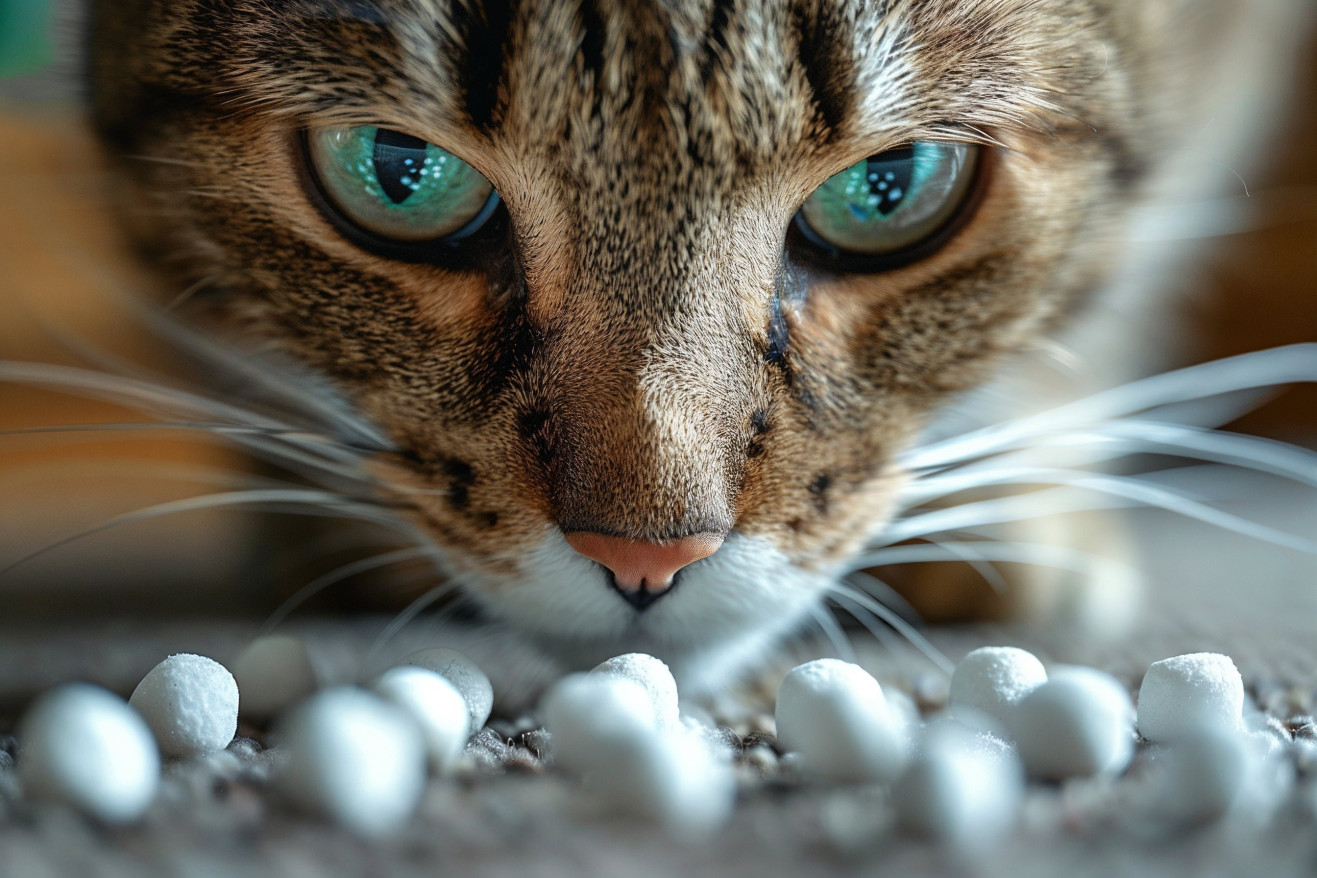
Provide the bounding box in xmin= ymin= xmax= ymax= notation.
xmin=564 ymin=531 xmax=726 ymax=611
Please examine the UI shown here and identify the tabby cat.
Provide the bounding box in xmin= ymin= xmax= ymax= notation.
xmin=84 ymin=0 xmax=1302 ymax=690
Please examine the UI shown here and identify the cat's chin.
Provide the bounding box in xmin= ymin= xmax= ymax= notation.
xmin=465 ymin=531 xmax=830 ymax=694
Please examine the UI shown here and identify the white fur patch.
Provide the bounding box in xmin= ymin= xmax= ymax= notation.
xmin=470 ymin=529 xmax=833 ymax=691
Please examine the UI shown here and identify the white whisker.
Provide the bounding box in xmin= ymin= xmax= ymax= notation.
xmin=902 ymin=344 xmax=1317 ymax=472
xmin=826 ymin=591 xmax=907 ymax=657
xmin=366 ymin=579 xmax=465 ymax=663
xmin=900 ymin=421 xmax=1317 ymax=508
xmin=0 ymin=362 xmax=308 ymax=439
xmin=805 ymin=602 xmax=857 ymax=662
xmin=261 ymin=546 xmax=434 ymax=632
xmin=0 ymin=489 xmax=410 ymax=581
xmin=888 ymin=469 xmax=1317 ymax=553
xmin=827 ymin=577 xmax=954 ymax=675
xmin=846 ymin=539 xmax=1109 ymax=578
xmin=929 ymin=537 xmax=1009 ymax=593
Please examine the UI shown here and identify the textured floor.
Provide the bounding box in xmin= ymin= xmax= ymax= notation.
xmin=1 ymin=474 xmax=1315 ymax=877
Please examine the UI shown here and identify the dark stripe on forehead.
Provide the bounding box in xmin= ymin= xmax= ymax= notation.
xmin=319 ymin=0 xmax=390 ymax=24
xmin=790 ymin=2 xmax=854 ymax=134
xmin=453 ymin=0 xmax=516 ymax=129
xmin=578 ymin=0 xmax=608 ymax=83
xmin=699 ymin=0 xmax=735 ymax=80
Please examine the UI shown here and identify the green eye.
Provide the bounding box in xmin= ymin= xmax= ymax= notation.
xmin=795 ymin=142 xmax=979 ymax=259
xmin=307 ymin=126 xmax=498 ymax=244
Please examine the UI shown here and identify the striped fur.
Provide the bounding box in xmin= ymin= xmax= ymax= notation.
xmin=87 ymin=0 xmax=1274 ymax=686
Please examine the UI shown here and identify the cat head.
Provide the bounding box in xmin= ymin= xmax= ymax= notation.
xmin=89 ymin=0 xmax=1218 ymax=688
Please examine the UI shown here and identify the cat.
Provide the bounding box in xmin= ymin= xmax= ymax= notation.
xmin=78 ymin=0 xmax=1313 ymax=693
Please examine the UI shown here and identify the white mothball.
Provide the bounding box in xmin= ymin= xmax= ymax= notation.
xmin=129 ymin=654 xmax=238 ymax=758
xmin=586 ymin=726 xmax=736 ymax=838
xmin=1152 ymin=728 xmax=1253 ymax=826
xmin=775 ymin=659 xmax=908 ymax=783
xmin=895 ymin=721 xmax=1024 ymax=847
xmin=539 ymin=673 xmax=732 ymax=837
xmin=231 ymin=635 xmax=319 ymax=723
xmin=276 ymin=688 xmax=426 ymax=837
xmin=1014 ymin=667 xmax=1134 ymax=780
xmin=18 ymin=684 xmax=160 ymax=824
xmin=540 ymin=673 xmax=656 ymax=774
xmin=371 ymin=666 xmax=469 ymax=775
xmin=948 ymin=646 xmax=1047 ymax=732
xmin=397 ymin=648 xmax=493 ymax=737
xmin=588 ymin=653 xmax=680 ymax=729
xmin=1136 ymin=653 xmax=1245 ymax=743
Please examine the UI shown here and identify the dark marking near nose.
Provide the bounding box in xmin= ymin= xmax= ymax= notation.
xmin=444 ymin=458 xmax=476 ymax=509
xmin=518 ymin=407 xmax=554 ymax=467
xmin=809 ymin=473 xmax=831 ymax=512
xmin=479 ymin=305 xmax=542 ymax=395
xmin=747 ymin=408 xmax=770 ymax=458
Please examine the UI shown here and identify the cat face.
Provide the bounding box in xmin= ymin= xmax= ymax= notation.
xmin=90 ymin=0 xmax=1189 ymax=686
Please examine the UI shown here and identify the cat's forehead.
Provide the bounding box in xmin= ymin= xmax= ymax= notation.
xmin=218 ymin=0 xmax=1078 ymax=175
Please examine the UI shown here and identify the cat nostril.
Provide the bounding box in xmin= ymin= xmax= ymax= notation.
xmin=564 ymin=531 xmax=725 ymax=609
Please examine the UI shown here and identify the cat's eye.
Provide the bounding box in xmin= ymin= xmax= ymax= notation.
xmin=307 ymin=126 xmax=499 ymax=247
xmin=793 ymin=142 xmax=979 ymax=266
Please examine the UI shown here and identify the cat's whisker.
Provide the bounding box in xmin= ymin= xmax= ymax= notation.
xmin=901 ymin=344 xmax=1317 ymax=472
xmin=179 ymin=189 xmax=233 ymax=201
xmin=823 ymin=591 xmax=908 ymax=660
xmin=261 ymin=546 xmax=435 ymax=633
xmin=901 ymin=420 xmax=1317 ymax=507
xmin=885 ymin=471 xmax=1317 ymax=554
xmin=0 ymin=489 xmax=412 ymax=583
xmin=366 ymin=578 xmax=468 ymax=665
xmin=804 ymin=601 xmax=857 ymax=663
xmin=10 ymin=301 xmax=381 ymax=472
xmin=165 ymin=274 xmax=224 ymax=312
xmin=122 ymin=153 xmax=205 ymax=168
xmin=0 ymin=421 xmax=342 ymax=445
xmin=1062 ymin=421 xmax=1317 ymax=486
xmin=0 ymin=414 xmax=382 ymax=494
xmin=845 ymin=538 xmax=1113 ymax=579
xmin=834 ymin=568 xmax=923 ymax=624
xmin=921 ymin=537 xmax=1009 ymax=593
xmin=0 ymin=362 xmax=306 ymax=436
xmin=0 ymin=362 xmax=387 ymax=482
xmin=0 ymin=456 xmax=300 ymax=495
xmin=885 ymin=488 xmax=1131 ymax=545
xmin=904 ymin=463 xmax=1200 ymax=509
xmin=0 ymin=417 xmax=453 ymax=528
xmin=112 ymin=298 xmax=395 ymax=454
xmin=1129 ymin=186 xmax=1317 ymax=241
xmin=825 ymin=577 xmax=954 ymax=676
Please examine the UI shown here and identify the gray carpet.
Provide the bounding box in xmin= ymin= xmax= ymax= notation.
xmin=1 ymin=472 xmax=1315 ymax=877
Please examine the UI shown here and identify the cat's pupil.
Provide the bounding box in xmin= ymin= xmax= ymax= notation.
xmin=372 ymin=128 xmax=431 ymax=204
xmin=863 ymin=147 xmax=914 ymax=217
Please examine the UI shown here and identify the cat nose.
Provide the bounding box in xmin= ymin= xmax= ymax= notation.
xmin=564 ymin=531 xmax=725 ymax=610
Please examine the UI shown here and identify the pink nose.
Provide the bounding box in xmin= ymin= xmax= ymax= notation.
xmin=565 ymin=531 xmax=725 ymax=599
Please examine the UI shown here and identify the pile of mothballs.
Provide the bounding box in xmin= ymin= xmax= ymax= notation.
xmin=2 ymin=638 xmax=1284 ymax=843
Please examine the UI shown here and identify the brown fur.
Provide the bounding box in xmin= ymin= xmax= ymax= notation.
xmin=82 ymin=0 xmax=1285 ymax=682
